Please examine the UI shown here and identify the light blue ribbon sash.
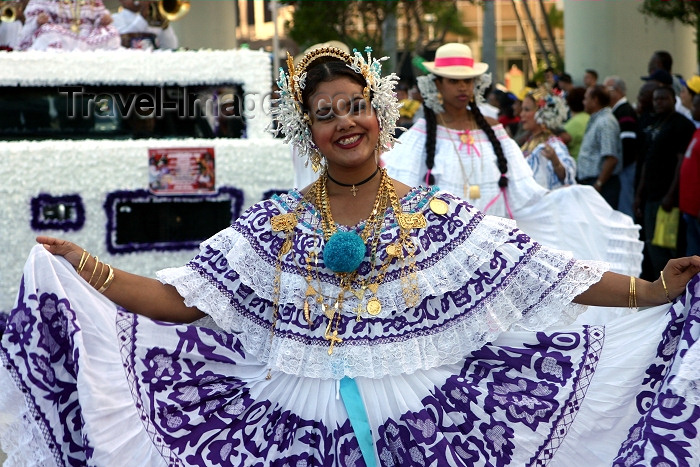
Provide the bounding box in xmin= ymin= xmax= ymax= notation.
xmin=339 ymin=376 xmax=376 ymax=467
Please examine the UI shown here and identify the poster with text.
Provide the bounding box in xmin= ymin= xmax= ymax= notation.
xmin=148 ymin=147 xmax=216 ymax=194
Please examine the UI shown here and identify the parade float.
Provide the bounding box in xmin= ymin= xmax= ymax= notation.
xmin=0 ymin=48 xmax=291 ymax=311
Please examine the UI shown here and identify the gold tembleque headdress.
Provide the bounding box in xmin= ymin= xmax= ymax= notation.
xmin=270 ymin=46 xmax=401 ymax=171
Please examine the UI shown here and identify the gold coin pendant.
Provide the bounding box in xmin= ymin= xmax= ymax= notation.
xmin=429 ymin=198 xmax=449 ymax=215
xmin=366 ymin=298 xmax=382 ymax=316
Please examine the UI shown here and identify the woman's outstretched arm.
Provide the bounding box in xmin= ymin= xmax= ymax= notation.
xmin=574 ymin=256 xmax=700 ymax=308
xmin=37 ymin=235 xmax=206 ymax=323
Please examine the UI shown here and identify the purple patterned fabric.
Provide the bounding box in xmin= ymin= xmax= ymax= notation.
xmin=1 ymin=190 xmax=699 ymax=465
xmin=161 ymin=188 xmax=602 ymax=381
xmin=4 ymin=274 xmax=699 ymax=465
xmin=1 ymin=279 xmax=88 ymax=466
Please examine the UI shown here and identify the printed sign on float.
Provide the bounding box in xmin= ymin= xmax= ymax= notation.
xmin=148 ymin=147 xmax=216 ymax=195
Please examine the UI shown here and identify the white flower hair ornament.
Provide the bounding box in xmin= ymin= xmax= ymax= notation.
xmin=269 ymin=46 xmax=401 ymax=172
xmin=474 ymin=72 xmax=492 ymax=105
xmin=416 ymin=72 xmax=492 ymax=113
xmin=530 ymin=89 xmax=569 ymax=130
xmin=416 ymin=74 xmax=443 ymax=114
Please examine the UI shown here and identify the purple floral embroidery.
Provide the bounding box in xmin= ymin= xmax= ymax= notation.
xmin=0 ymin=281 xmax=87 ymax=466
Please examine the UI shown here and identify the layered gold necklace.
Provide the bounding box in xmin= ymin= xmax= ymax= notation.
xmin=268 ymin=168 xmax=426 ymax=364
xmin=520 ymin=130 xmax=549 ymax=156
xmin=438 ymin=114 xmax=483 ymax=200
xmin=61 ymin=0 xmax=93 ymax=33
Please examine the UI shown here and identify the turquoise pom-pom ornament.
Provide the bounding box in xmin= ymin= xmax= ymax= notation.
xmin=323 ymin=231 xmax=366 ymax=273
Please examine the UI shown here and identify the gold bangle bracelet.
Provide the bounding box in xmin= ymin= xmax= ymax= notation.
xmin=88 ymin=256 xmax=99 ymax=285
xmin=77 ymin=250 xmax=89 ymax=274
xmin=660 ymin=270 xmax=672 ymax=303
xmin=628 ymin=276 xmax=638 ymax=309
xmin=92 ymin=261 xmax=105 ymax=287
xmin=97 ymin=265 xmax=115 ymax=294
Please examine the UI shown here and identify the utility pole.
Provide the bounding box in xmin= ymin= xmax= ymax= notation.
xmin=231 ymin=0 xmax=238 ymax=49
xmin=383 ymin=9 xmax=398 ymax=74
xmin=482 ymin=0 xmax=497 ymax=82
xmin=271 ymin=0 xmax=279 ymax=80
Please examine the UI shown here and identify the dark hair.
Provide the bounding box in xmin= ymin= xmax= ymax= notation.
xmin=566 ymin=87 xmax=586 ymax=112
xmin=424 ymin=77 xmax=509 ymax=189
xmin=637 ymin=81 xmax=660 ymax=115
xmin=585 ymin=69 xmax=598 ymax=80
xmin=588 ymin=84 xmax=610 ymax=107
xmin=300 ymin=58 xmax=367 ymax=111
xmin=559 ymin=73 xmax=572 ymax=84
xmin=654 ymin=51 xmax=673 ymax=72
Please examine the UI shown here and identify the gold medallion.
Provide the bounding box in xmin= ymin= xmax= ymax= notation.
xmin=429 ymin=198 xmax=449 ymax=215
xmin=366 ymin=298 xmax=382 ymax=315
xmin=469 ymin=185 xmax=481 ymax=200
xmin=271 ymin=213 xmax=297 ymax=232
xmin=398 ymin=213 xmax=427 ymax=230
xmin=386 ymin=243 xmax=399 ymax=257
xmin=460 ymin=133 xmax=474 ymax=145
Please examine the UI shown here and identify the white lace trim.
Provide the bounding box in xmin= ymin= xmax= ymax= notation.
xmin=158 ymin=194 xmax=608 ymax=379
xmin=0 ymin=365 xmax=57 ymax=467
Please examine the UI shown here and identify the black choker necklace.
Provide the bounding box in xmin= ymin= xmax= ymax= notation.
xmin=326 ymin=166 xmax=380 ymax=197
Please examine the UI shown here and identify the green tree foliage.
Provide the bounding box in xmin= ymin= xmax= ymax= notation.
xmin=638 ymin=0 xmax=700 ymax=62
xmin=281 ymin=0 xmax=473 ymax=57
xmin=639 ymin=0 xmax=700 ymax=25
xmin=547 ymin=4 xmax=563 ymax=31
xmin=281 ymin=0 xmax=399 ymax=54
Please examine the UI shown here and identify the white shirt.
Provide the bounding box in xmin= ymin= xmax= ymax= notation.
xmin=111 ymin=9 xmax=178 ymax=49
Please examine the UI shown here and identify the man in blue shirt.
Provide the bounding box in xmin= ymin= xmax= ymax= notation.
xmin=577 ymin=85 xmax=622 ymax=209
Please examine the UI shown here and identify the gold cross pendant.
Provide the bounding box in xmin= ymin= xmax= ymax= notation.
xmin=350 ymin=185 xmax=358 ymax=197
xmin=325 ymin=329 xmax=342 ymax=355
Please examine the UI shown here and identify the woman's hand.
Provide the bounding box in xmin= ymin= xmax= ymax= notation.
xmin=36 ymin=236 xmax=85 ymax=270
xmin=543 ymin=144 xmax=565 ymax=182
xmin=654 ymin=256 xmax=700 ymax=303
xmin=37 ymin=235 xmax=206 ymax=323
xmin=574 ymin=256 xmax=700 ymax=308
xmin=542 ymin=144 xmax=557 ymax=161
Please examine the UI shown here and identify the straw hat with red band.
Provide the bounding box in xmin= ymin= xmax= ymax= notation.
xmin=423 ymin=43 xmax=489 ymax=79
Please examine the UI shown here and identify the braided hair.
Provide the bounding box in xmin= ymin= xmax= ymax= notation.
xmin=424 ymin=105 xmax=438 ymax=185
xmin=424 ymin=92 xmax=509 ymax=189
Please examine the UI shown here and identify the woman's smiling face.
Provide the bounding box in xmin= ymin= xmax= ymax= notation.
xmin=308 ymin=77 xmax=380 ymax=173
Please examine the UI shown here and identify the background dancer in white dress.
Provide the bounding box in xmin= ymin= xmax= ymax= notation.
xmin=382 ymin=42 xmax=643 ymax=277
xmin=519 ymin=88 xmax=577 ymax=190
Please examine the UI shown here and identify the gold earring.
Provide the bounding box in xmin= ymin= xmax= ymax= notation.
xmin=310 ymin=150 xmax=323 ymax=173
